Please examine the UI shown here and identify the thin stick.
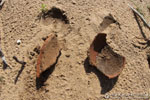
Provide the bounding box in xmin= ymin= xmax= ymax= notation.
xmin=0 ymin=49 xmax=10 ymax=69
xmin=128 ymin=4 xmax=150 ymax=29
xmin=0 ymin=0 xmax=5 ymax=6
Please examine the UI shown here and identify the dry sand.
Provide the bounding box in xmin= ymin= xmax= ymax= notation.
xmin=0 ymin=0 xmax=150 ymax=100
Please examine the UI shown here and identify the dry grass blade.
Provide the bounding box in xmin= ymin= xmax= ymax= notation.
xmin=128 ymin=4 xmax=150 ymax=29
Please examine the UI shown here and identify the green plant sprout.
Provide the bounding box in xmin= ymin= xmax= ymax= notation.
xmin=41 ymin=4 xmax=48 ymax=14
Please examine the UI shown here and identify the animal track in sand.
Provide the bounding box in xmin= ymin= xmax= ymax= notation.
xmin=24 ymin=7 xmax=71 ymax=91
xmin=37 ymin=6 xmax=70 ymax=37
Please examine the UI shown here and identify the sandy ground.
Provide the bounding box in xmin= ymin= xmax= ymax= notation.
xmin=0 ymin=0 xmax=150 ymax=100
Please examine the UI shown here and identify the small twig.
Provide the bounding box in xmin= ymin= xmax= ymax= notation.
xmin=13 ymin=56 xmax=26 ymax=84
xmin=0 ymin=0 xmax=5 ymax=6
xmin=128 ymin=4 xmax=150 ymax=29
xmin=0 ymin=49 xmax=10 ymax=69
xmin=13 ymin=56 xmax=26 ymax=65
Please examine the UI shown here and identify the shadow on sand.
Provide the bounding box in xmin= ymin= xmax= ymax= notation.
xmin=84 ymin=58 xmax=118 ymax=94
xmin=36 ymin=51 xmax=61 ymax=90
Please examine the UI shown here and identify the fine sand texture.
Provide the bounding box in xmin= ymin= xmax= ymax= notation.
xmin=0 ymin=0 xmax=150 ymax=100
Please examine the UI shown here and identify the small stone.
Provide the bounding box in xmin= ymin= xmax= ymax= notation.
xmin=65 ymin=54 xmax=70 ymax=57
xmin=45 ymin=89 xmax=49 ymax=93
xmin=29 ymin=56 xmax=33 ymax=60
xmin=30 ymin=52 xmax=35 ymax=56
xmin=33 ymin=45 xmax=40 ymax=54
xmin=72 ymin=0 xmax=76 ymax=5
xmin=86 ymin=18 xmax=90 ymax=21
xmin=42 ymin=36 xmax=48 ymax=41
xmin=17 ymin=40 xmax=21 ymax=45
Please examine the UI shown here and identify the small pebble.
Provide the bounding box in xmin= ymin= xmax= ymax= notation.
xmin=65 ymin=54 xmax=70 ymax=57
xmin=33 ymin=45 xmax=40 ymax=54
xmin=30 ymin=52 xmax=35 ymax=56
xmin=42 ymin=36 xmax=48 ymax=41
xmin=71 ymin=0 xmax=76 ymax=5
xmin=17 ymin=40 xmax=21 ymax=45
